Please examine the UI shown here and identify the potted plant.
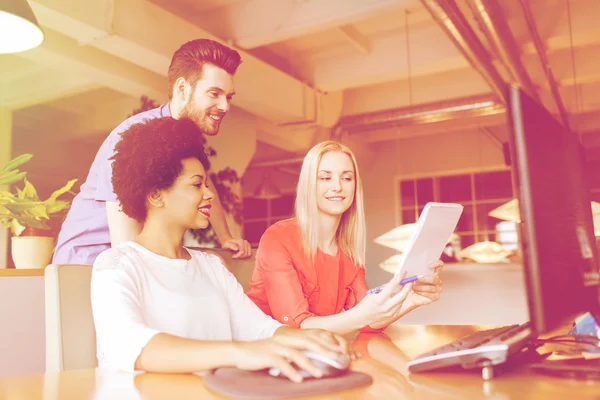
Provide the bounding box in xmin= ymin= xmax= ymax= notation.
xmin=0 ymin=154 xmax=77 ymax=269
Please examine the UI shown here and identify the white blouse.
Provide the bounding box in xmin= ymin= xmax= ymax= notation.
xmin=90 ymin=241 xmax=283 ymax=372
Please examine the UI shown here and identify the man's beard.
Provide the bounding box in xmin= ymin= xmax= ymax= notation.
xmin=181 ymin=103 xmax=220 ymax=136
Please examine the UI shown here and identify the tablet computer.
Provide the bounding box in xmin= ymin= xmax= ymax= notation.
xmin=394 ymin=202 xmax=463 ymax=278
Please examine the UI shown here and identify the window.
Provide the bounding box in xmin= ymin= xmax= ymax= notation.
xmin=398 ymin=169 xmax=515 ymax=249
xmin=242 ymin=193 xmax=295 ymax=246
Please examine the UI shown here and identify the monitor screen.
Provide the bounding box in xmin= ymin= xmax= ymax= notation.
xmin=506 ymin=85 xmax=600 ymax=334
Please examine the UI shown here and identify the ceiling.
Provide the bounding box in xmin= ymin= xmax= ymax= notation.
xmin=3 ymin=0 xmax=600 ymax=162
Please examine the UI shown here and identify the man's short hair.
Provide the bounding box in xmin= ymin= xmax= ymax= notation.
xmin=167 ymin=39 xmax=242 ymax=98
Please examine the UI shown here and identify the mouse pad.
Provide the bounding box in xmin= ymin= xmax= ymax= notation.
xmin=203 ymin=368 xmax=373 ymax=400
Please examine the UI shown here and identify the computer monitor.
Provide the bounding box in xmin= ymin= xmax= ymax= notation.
xmin=506 ymin=85 xmax=600 ymax=335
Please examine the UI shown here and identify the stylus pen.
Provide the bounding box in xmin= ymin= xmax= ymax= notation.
xmin=366 ymin=275 xmax=422 ymax=295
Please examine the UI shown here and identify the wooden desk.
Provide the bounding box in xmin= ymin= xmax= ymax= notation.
xmin=0 ymin=325 xmax=598 ymax=400
xmin=0 ymin=269 xmax=44 ymax=277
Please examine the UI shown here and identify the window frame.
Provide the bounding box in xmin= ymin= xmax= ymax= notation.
xmin=242 ymin=191 xmax=296 ymax=247
xmin=394 ymin=165 xmax=515 ymax=249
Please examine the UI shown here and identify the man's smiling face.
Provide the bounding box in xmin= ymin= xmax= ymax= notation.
xmin=180 ymin=63 xmax=235 ymax=136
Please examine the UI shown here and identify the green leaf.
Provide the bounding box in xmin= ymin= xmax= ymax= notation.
xmin=45 ymin=200 xmax=70 ymax=214
xmin=3 ymin=201 xmax=45 ymax=212
xmin=27 ymin=204 xmax=49 ymax=220
xmin=0 ymin=169 xmax=21 ymax=180
xmin=19 ymin=179 xmax=38 ymax=200
xmin=11 ymin=215 xmax=50 ymax=231
xmin=0 ymin=171 xmax=27 ymax=186
xmin=1 ymin=154 xmax=32 ymax=173
xmin=48 ymin=179 xmax=77 ymax=202
xmin=0 ymin=191 xmax=16 ymax=202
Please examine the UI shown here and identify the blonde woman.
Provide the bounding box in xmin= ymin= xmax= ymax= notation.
xmin=246 ymin=141 xmax=444 ymax=334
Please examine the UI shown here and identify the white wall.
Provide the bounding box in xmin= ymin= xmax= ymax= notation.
xmin=0 ymin=277 xmax=45 ymax=377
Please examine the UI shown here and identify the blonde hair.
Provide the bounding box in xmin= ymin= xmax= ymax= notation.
xmin=295 ymin=141 xmax=366 ymax=267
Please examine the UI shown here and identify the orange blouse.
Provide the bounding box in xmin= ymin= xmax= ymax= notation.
xmin=246 ymin=219 xmax=383 ymax=332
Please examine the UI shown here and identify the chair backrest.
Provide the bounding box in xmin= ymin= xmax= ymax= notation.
xmin=194 ymin=248 xmax=257 ymax=291
xmin=44 ymin=264 xmax=97 ymax=372
xmin=43 ymin=250 xmax=255 ymax=372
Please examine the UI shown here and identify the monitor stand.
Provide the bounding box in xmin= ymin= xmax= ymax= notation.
xmin=478 ymin=340 xmax=549 ymax=380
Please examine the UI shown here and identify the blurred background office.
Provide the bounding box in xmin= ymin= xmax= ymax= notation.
xmin=1 ymin=0 xmax=600 ymax=377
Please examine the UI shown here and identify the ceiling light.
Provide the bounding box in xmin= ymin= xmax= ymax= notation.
xmin=459 ymin=240 xmax=512 ymax=263
xmin=0 ymin=0 xmax=44 ymax=53
xmin=378 ymin=254 xmax=405 ymax=274
xmin=489 ymin=199 xmax=600 ymax=236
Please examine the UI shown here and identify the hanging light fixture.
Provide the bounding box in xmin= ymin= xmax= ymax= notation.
xmin=253 ymin=172 xmax=282 ymax=200
xmin=458 ymin=218 xmax=511 ymax=264
xmin=375 ymin=10 xmax=418 ymax=259
xmin=0 ymin=0 xmax=44 ymax=53
xmin=487 ymin=198 xmax=520 ymax=222
xmin=374 ymin=223 xmax=416 ymax=252
xmin=378 ymin=254 xmax=405 ymax=274
xmin=489 ymin=199 xmax=600 ymax=237
xmin=459 ymin=240 xmax=513 ymax=263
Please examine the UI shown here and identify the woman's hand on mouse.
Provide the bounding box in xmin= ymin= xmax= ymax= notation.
xmin=231 ymin=327 xmax=357 ymax=382
xmin=354 ymin=271 xmax=414 ymax=329
xmin=273 ymin=326 xmax=347 ymax=353
xmin=231 ymin=338 xmax=323 ymax=382
xmin=273 ymin=327 xmax=360 ymax=360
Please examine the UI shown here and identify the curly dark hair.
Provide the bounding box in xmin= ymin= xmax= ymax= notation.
xmin=168 ymin=39 xmax=242 ymax=99
xmin=110 ymin=117 xmax=210 ymax=222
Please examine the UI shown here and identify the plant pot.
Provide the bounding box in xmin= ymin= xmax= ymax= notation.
xmin=11 ymin=236 xmax=55 ymax=269
xmin=13 ymin=226 xmax=55 ymax=237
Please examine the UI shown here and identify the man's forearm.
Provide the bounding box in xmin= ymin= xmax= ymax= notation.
xmin=135 ymin=333 xmax=238 ymax=373
xmin=207 ymin=176 xmax=233 ymax=244
xmin=209 ymin=197 xmax=233 ymax=244
xmin=106 ymin=201 xmax=142 ymax=247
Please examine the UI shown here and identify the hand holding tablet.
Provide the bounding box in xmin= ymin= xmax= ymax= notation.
xmin=368 ymin=202 xmax=463 ymax=295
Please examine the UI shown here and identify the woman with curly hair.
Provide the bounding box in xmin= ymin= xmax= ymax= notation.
xmin=90 ymin=117 xmax=349 ymax=381
xmin=246 ymin=141 xmax=444 ymax=334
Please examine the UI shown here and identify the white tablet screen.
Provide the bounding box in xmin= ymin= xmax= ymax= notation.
xmin=396 ymin=202 xmax=464 ymax=277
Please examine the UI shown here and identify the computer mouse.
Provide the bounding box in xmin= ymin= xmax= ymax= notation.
xmin=268 ymin=350 xmax=351 ymax=380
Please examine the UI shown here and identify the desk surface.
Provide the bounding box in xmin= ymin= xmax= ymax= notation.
xmin=0 ymin=269 xmax=45 ymax=277
xmin=0 ymin=325 xmax=598 ymax=400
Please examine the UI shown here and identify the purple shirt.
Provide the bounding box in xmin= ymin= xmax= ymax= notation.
xmin=53 ymin=104 xmax=172 ymax=265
